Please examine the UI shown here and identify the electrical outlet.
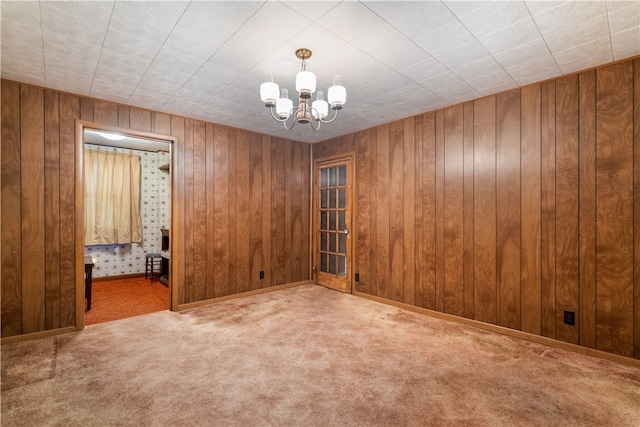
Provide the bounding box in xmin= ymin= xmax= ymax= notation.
xmin=563 ymin=310 xmax=575 ymax=326
xmin=355 ymin=273 xmax=360 ymax=282
xmin=259 ymin=271 xmax=264 ymax=280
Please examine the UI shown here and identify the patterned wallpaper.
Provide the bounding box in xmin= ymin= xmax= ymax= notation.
xmin=84 ymin=144 xmax=170 ymax=278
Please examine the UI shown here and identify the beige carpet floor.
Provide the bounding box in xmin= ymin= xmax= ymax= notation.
xmin=2 ymin=284 xmax=639 ymax=426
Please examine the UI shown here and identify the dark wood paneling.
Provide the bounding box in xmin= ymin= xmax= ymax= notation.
xmin=403 ymin=118 xmax=415 ymax=306
xmin=249 ymin=133 xmax=264 ymax=290
xmin=129 ymin=107 xmax=151 ymax=132
xmin=634 ymin=59 xmax=640 ymax=359
xmin=183 ymin=119 xmax=195 ymax=303
xmin=235 ymin=130 xmax=251 ymax=294
xmin=93 ymin=100 xmax=118 ymax=126
xmin=261 ymin=135 xmax=272 ymax=289
xmin=443 ymin=105 xmax=464 ymax=317
xmin=192 ymin=120 xmax=207 ymax=301
xmin=44 ymin=90 xmax=61 ymax=329
xmin=496 ymin=90 xmax=521 ymax=330
xmin=520 ymin=84 xmax=542 ymax=335
xmin=596 ymin=62 xmax=634 ymax=357
xmin=555 ymin=76 xmax=580 ymax=344
xmin=413 ymin=117 xmax=424 ymax=307
xmin=20 ymin=85 xmax=46 ymax=333
xmin=540 ymin=81 xmax=557 ymax=339
xmin=1 ymin=80 xmax=22 ymax=336
xmin=356 ymin=130 xmax=372 ymax=294
xmin=271 ymin=138 xmax=285 ymax=286
xmin=462 ymin=102 xmax=474 ymax=319
xmin=170 ymin=115 xmax=185 ymax=306
xmin=435 ymin=110 xmax=445 ymax=313
xmin=473 ymin=97 xmax=497 ymax=325
xmin=389 ymin=120 xmax=404 ymax=302
xmin=375 ymin=125 xmax=390 ymax=300
xmin=214 ymin=125 xmax=230 ymax=297
xmin=578 ymin=71 xmax=597 ymax=349
xmin=205 ymin=123 xmax=216 ymax=300
xmin=421 ymin=113 xmax=436 ymax=310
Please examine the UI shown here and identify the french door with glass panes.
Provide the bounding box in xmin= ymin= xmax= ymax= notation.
xmin=314 ymin=155 xmax=354 ymax=293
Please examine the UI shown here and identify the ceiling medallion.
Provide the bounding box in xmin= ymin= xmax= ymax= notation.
xmin=260 ymin=48 xmax=346 ymax=131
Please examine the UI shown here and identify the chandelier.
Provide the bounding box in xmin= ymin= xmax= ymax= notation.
xmin=260 ymin=48 xmax=346 ymax=131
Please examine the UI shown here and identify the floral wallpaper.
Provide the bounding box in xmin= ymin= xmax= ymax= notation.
xmin=84 ymin=144 xmax=170 ymax=278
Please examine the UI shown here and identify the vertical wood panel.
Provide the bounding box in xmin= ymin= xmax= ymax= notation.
xmin=170 ymin=116 xmax=185 ymax=306
xmin=444 ymin=105 xmax=464 ymax=316
xmin=58 ymin=94 xmax=78 ymax=327
xmin=249 ymin=133 xmax=264 ymax=290
xmin=435 ymin=110 xmax=446 ymax=312
xmin=357 ymin=130 xmax=372 ymax=294
xmin=152 ymin=112 xmax=171 ymax=136
xmin=1 ymin=80 xmax=22 ymax=336
xmin=130 ymin=107 xmax=151 ymax=132
xmin=235 ymin=130 xmax=251 ymax=294
xmin=596 ymin=62 xmax=634 ymax=357
xmin=80 ymin=97 xmax=93 ymax=121
xmin=496 ymin=90 xmax=521 ymax=330
xmin=389 ymin=121 xmax=404 ymax=302
xmin=290 ymin=141 xmax=303 ymax=282
xmin=421 ymin=113 xmax=436 ymax=309
xmin=192 ymin=121 xmax=207 ymax=301
xmin=261 ymin=136 xmax=272 ymax=288
xmin=44 ymin=90 xmax=61 ymax=329
xmin=283 ymin=140 xmax=293 ymax=285
xmin=520 ymin=84 xmax=542 ymax=335
xmin=271 ymin=138 xmax=285 ymax=285
xmin=555 ymin=76 xmax=580 ymax=344
xmin=540 ymin=81 xmax=557 ymax=338
xmin=227 ymin=129 xmax=237 ymax=294
xmin=300 ymin=143 xmax=311 ymax=281
xmin=473 ymin=97 xmax=497 ymax=324
xmin=413 ymin=117 xmax=424 ymax=307
xmin=463 ymin=102 xmax=475 ymax=319
xmin=205 ymin=123 xmax=216 ymax=300
xmin=578 ymin=71 xmax=597 ymax=349
xmin=403 ymin=118 xmax=415 ymax=306
xmin=20 ymin=85 xmax=46 ymax=333
xmin=93 ymin=100 xmax=118 ymax=126
xmin=118 ymin=106 xmax=130 ymax=128
xmin=369 ymin=131 xmax=378 ymax=295
xmin=634 ymin=59 xmax=640 ymax=359
xmin=183 ymin=119 xmax=195 ymax=302
xmin=214 ymin=125 xmax=230 ymax=297
xmin=375 ymin=125 xmax=390 ymax=299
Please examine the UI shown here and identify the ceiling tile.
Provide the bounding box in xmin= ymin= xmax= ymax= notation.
xmin=523 ymin=1 xmax=566 ymax=16
xmin=40 ymin=0 xmax=114 ymax=26
xmin=363 ymin=1 xmax=457 ymax=40
xmin=45 ymin=67 xmax=93 ymax=94
xmin=608 ymin=2 xmax=640 ymax=33
xmin=413 ymin=19 xmax=475 ymax=56
xmin=1 ymin=24 xmax=43 ymax=65
xmin=152 ymin=47 xmax=206 ymax=76
xmin=40 ymin=7 xmax=108 ymax=47
xmin=316 ymin=2 xmax=388 ymax=43
xmin=493 ymin=38 xmax=552 ymax=69
xmin=478 ymin=18 xmax=542 ymax=55
xmin=377 ymin=42 xmax=433 ymax=72
xmin=401 ymin=58 xmax=450 ymax=83
xmin=102 ymin=28 xmax=163 ymax=63
xmin=435 ymin=39 xmax=490 ymax=70
xmin=1 ymin=1 xmax=41 ymax=28
xmin=2 ymin=57 xmax=45 ymax=81
xmin=504 ymin=53 xmax=560 ymax=86
xmin=454 ymin=56 xmax=505 ymax=81
xmin=350 ymin=21 xmax=411 ymax=58
xmin=553 ymin=36 xmax=613 ymax=74
xmin=90 ymin=79 xmax=136 ymax=100
xmin=109 ymin=2 xmax=177 ymax=44
xmin=457 ymin=1 xmax=531 ymax=38
xmin=280 ymin=1 xmax=341 ymax=22
xmin=43 ymin=32 xmax=101 ymax=76
xmin=174 ymin=2 xmax=248 ymax=44
xmin=611 ymin=26 xmax=640 ymax=60
xmin=444 ymin=0 xmax=493 ymax=17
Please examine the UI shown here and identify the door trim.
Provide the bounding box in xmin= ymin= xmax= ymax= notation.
xmin=312 ymin=152 xmax=356 ymax=293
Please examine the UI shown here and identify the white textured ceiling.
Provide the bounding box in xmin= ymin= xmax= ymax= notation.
xmin=2 ymin=1 xmax=639 ymax=143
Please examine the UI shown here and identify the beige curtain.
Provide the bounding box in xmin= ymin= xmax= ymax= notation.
xmin=84 ymin=148 xmax=142 ymax=245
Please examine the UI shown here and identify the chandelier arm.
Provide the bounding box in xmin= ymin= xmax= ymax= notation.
xmin=310 ymin=115 xmax=321 ymax=131
xmin=318 ymin=108 xmax=340 ymax=124
xmin=269 ymin=106 xmax=288 ymax=123
xmin=282 ymin=107 xmax=298 ymax=130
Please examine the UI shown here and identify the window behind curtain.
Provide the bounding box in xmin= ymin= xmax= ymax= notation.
xmin=84 ymin=148 xmax=142 ymax=245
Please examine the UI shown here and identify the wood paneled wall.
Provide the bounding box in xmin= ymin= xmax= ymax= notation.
xmin=313 ymin=58 xmax=640 ymax=360
xmin=1 ymin=80 xmax=311 ymax=338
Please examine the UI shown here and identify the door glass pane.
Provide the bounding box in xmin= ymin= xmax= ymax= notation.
xmin=338 ymin=188 xmax=346 ymax=209
xmin=329 ymin=211 xmax=336 ymax=231
xmin=338 ymin=211 xmax=346 ymax=230
xmin=321 ymin=190 xmax=328 ymax=209
xmin=320 ymin=253 xmax=327 ymax=273
xmin=320 ymin=231 xmax=327 ymax=251
xmin=320 ymin=211 xmax=327 ymax=230
xmin=329 ymin=254 xmax=337 ymax=274
xmin=338 ymin=165 xmax=346 ymax=186
xmin=329 ymin=167 xmax=337 ymax=186
xmin=338 ymin=233 xmax=346 ymax=254
xmin=329 ymin=232 xmax=336 ymax=252
xmin=338 ymin=256 xmax=346 ymax=276
xmin=329 ymin=189 xmax=336 ymax=208
xmin=321 ymin=168 xmax=328 ymax=188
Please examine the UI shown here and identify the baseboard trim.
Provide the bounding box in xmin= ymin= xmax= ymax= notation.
xmin=353 ymin=291 xmax=640 ymax=369
xmin=93 ymin=273 xmax=146 ymax=282
xmin=1 ymin=326 xmax=77 ymax=345
xmin=176 ymin=280 xmax=313 ymax=311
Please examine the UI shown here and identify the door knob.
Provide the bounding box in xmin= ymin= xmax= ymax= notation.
xmin=344 ymin=228 xmax=349 ymax=236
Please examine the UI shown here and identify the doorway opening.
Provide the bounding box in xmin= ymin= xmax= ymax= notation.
xmin=76 ymin=122 xmax=176 ymax=328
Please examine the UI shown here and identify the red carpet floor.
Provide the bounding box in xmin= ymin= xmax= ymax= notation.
xmin=85 ymin=276 xmax=169 ymax=325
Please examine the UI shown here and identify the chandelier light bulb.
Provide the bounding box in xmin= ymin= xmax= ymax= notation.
xmin=312 ymin=91 xmax=329 ymax=120
xmin=260 ymin=72 xmax=279 ymax=107
xmin=296 ymin=70 xmax=316 ymax=99
xmin=327 ymin=75 xmax=346 ymax=110
xmin=276 ymin=88 xmax=293 ymax=119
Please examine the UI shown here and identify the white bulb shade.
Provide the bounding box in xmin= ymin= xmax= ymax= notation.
xmin=296 ymin=71 xmax=316 ymax=97
xmin=328 ymin=85 xmax=346 ymax=107
xmin=276 ymin=97 xmax=293 ymax=119
xmin=312 ymin=99 xmax=328 ymax=119
xmin=260 ymin=81 xmax=279 ymax=104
